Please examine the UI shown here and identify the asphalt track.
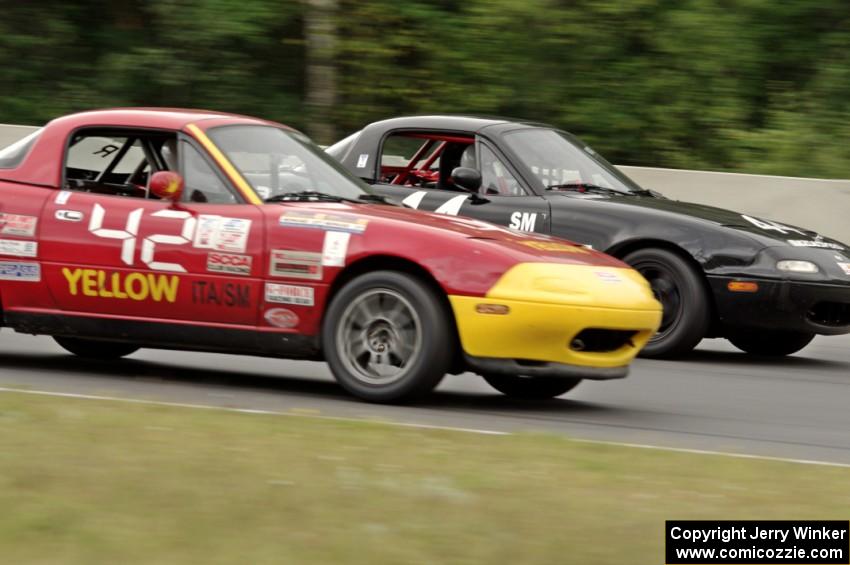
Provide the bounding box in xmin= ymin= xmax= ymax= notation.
xmin=2 ymin=330 xmax=849 ymax=464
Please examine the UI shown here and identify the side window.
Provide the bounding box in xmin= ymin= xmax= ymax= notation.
xmin=64 ymin=130 xmax=176 ymax=199
xmin=66 ymin=135 xmax=128 ymax=183
xmin=378 ymin=132 xmax=474 ymax=190
xmin=378 ymin=134 xmax=435 ymax=184
xmin=478 ymin=144 xmax=525 ymax=196
xmin=180 ymin=141 xmax=237 ymax=204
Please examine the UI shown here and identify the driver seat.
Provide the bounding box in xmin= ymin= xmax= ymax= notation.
xmin=437 ymin=142 xmax=471 ymax=190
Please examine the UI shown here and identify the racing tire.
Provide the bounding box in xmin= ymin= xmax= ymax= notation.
xmin=482 ymin=374 xmax=581 ymax=399
xmin=53 ymin=336 xmax=140 ymax=360
xmin=623 ymin=247 xmax=711 ymax=359
xmin=726 ymin=329 xmax=815 ymax=356
xmin=322 ymin=271 xmax=453 ymax=403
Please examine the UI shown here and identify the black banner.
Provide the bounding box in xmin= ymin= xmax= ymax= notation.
xmin=666 ymin=521 xmax=849 ymax=564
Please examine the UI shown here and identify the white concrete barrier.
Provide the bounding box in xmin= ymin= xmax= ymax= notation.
xmin=2 ymin=124 xmax=847 ymax=243
xmin=0 ymin=124 xmax=39 ymax=149
xmin=619 ymin=166 xmax=850 ymax=244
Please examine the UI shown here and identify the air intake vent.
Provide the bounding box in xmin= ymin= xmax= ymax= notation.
xmin=808 ymin=302 xmax=850 ymax=327
xmin=570 ymin=329 xmax=636 ymax=352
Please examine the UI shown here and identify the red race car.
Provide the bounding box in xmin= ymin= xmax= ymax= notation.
xmin=0 ymin=109 xmax=661 ymax=402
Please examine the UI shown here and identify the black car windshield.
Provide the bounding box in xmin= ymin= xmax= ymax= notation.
xmin=501 ymin=128 xmax=644 ymax=194
xmin=208 ymin=125 xmax=374 ymax=202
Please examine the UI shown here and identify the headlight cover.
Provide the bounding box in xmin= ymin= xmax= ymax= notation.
xmin=776 ymin=260 xmax=819 ymax=273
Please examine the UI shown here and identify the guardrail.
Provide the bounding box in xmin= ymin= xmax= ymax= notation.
xmin=2 ymin=125 xmax=848 ymax=244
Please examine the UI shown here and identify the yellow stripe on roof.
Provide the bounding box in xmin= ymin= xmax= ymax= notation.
xmin=186 ymin=123 xmax=263 ymax=205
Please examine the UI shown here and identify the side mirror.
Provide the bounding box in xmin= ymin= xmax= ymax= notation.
xmin=149 ymin=171 xmax=185 ymax=202
xmin=450 ymin=167 xmax=482 ymax=192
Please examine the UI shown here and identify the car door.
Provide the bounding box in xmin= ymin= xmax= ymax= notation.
xmin=370 ymin=133 xmax=551 ymax=234
xmin=38 ymin=129 xmax=264 ymax=327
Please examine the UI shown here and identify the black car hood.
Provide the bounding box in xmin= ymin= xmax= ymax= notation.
xmin=553 ymin=191 xmax=845 ymax=248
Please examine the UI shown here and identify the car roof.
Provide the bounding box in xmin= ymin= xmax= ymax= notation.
xmin=48 ymin=107 xmax=283 ymax=131
xmin=364 ymin=115 xmax=550 ymax=135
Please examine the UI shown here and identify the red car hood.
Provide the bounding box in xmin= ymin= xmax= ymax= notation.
xmin=263 ymin=202 xmax=633 ymax=298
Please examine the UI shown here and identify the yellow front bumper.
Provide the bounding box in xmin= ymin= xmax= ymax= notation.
xmin=449 ymin=263 xmax=663 ymax=372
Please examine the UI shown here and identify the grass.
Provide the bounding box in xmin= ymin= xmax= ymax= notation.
xmin=0 ymin=391 xmax=848 ymax=564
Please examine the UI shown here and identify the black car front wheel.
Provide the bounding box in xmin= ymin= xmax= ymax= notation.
xmin=322 ymin=271 xmax=453 ymax=403
xmin=54 ymin=336 xmax=140 ymax=360
xmin=726 ymin=329 xmax=815 ymax=356
xmin=482 ymin=374 xmax=581 ymax=399
xmin=624 ymin=247 xmax=711 ymax=358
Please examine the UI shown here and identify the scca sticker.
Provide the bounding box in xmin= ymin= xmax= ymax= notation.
xmin=207 ymin=252 xmax=252 ymax=275
xmin=62 ymin=268 xmax=179 ymax=303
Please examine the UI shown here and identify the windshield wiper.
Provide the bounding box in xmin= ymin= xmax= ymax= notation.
xmin=265 ymin=191 xmax=354 ymax=203
xmin=545 ymin=183 xmax=623 ymax=195
xmin=546 ymin=183 xmax=655 ymax=197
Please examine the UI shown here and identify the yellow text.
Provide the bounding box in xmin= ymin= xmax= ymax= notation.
xmin=62 ymin=268 xmax=180 ymax=303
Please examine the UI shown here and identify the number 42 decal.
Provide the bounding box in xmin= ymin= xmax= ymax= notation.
xmin=88 ymin=204 xmax=196 ymax=273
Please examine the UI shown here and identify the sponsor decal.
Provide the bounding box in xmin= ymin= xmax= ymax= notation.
xmin=264 ymin=308 xmax=299 ymax=329
xmin=787 ymin=239 xmax=844 ymax=250
xmin=0 ymin=239 xmax=37 ymax=258
xmin=55 ymin=210 xmax=84 ymax=222
xmin=191 ymin=281 xmax=250 ymax=307
xmin=55 ymin=190 xmax=72 ymax=205
xmin=62 ymin=268 xmax=179 ymax=303
xmin=0 ymin=261 xmax=40 ymax=282
xmin=193 ymin=215 xmax=251 ymax=253
xmin=742 ymin=214 xmax=805 ymax=235
xmin=0 ymin=213 xmax=37 ymax=237
xmin=265 ymin=283 xmax=315 ymax=306
xmin=595 ymin=271 xmax=622 ymax=283
xmin=207 ymin=252 xmax=252 ymax=275
xmin=216 ymin=218 xmax=252 ymax=253
xmin=401 ymin=190 xmax=428 ymax=209
xmin=278 ymin=212 xmax=369 ymax=234
xmin=88 ymin=204 xmax=196 ymax=273
xmin=519 ymin=240 xmax=589 ymax=253
xmin=322 ymin=231 xmax=350 ymax=267
xmin=509 ymin=211 xmax=538 ymax=232
xmin=838 ymin=263 xmax=850 ymax=276
xmin=434 ymin=194 xmax=469 ymax=215
xmin=270 ymin=250 xmax=323 ymax=280
xmin=356 ymin=154 xmax=369 ymax=168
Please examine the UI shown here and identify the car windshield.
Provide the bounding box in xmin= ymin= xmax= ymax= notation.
xmin=207 ymin=125 xmax=374 ymax=201
xmin=501 ymin=128 xmax=644 ymax=194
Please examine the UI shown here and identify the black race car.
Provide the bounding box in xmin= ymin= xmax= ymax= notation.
xmin=327 ymin=116 xmax=850 ymax=358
